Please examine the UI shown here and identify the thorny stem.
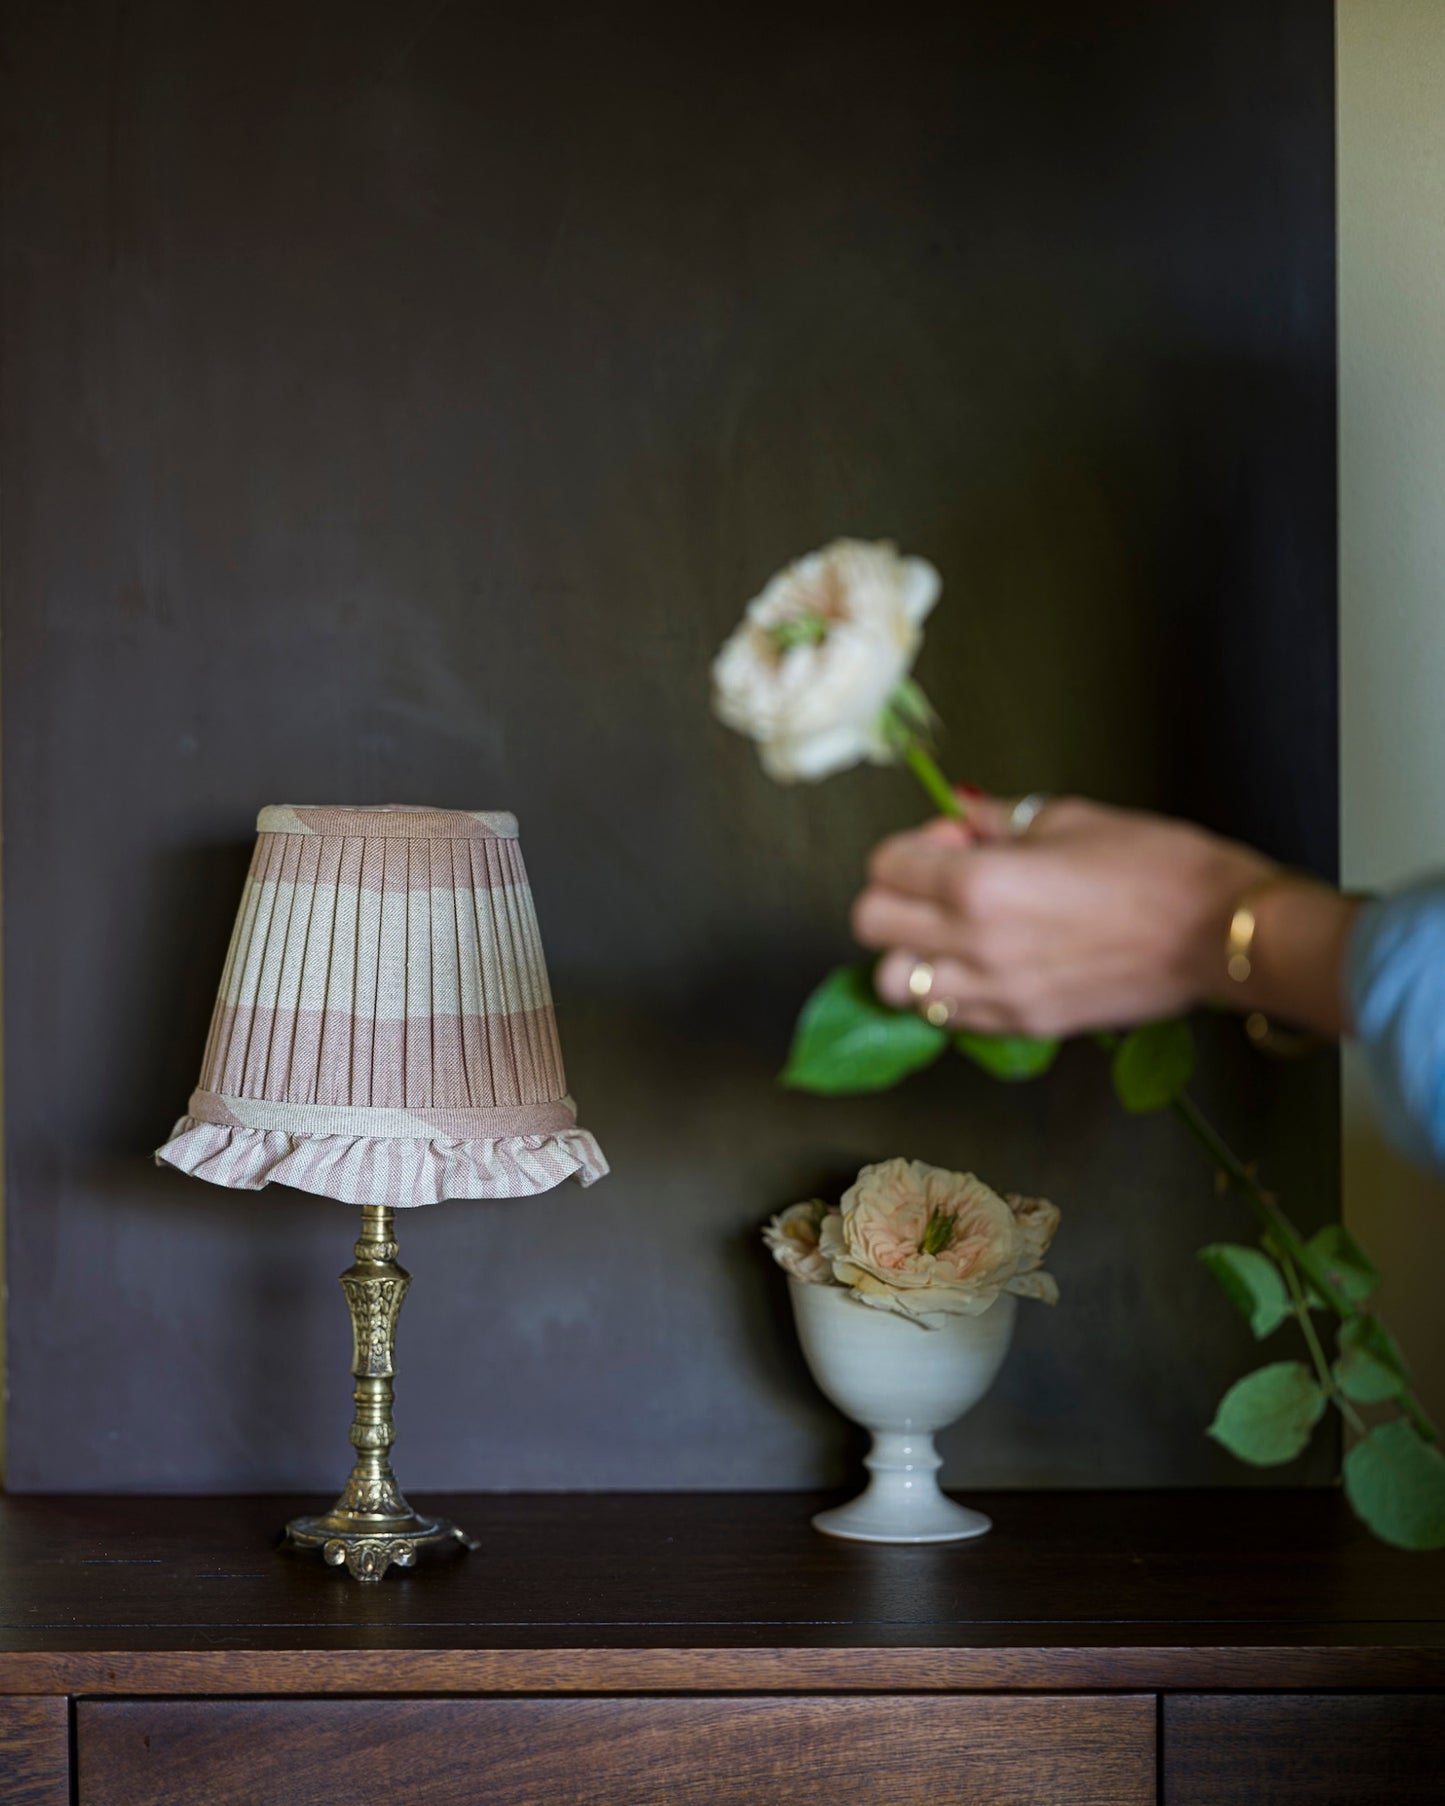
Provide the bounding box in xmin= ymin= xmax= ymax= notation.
xmin=1398 ymin=1382 xmax=1439 ymax=1442
xmin=1165 ymin=1084 xmax=1436 ymax=1441
xmin=1152 ymin=1053 xmax=1439 ymax=1445
xmin=1279 ymin=1247 xmax=1367 ymax=1435
xmin=1167 ymin=1091 xmax=1345 ymax=1310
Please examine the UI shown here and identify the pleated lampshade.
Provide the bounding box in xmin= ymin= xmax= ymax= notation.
xmin=156 ymin=804 xmax=607 ymax=1206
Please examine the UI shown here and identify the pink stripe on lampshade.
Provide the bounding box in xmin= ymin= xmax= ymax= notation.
xmin=156 ymin=804 xmax=606 ymax=1207
xmin=199 ymin=1005 xmax=564 ymax=1108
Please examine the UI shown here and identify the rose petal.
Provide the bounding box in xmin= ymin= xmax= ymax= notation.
xmin=1005 ymin=1269 xmax=1060 ymax=1305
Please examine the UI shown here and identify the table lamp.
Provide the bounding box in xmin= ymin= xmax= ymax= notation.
xmin=156 ymin=804 xmax=607 ymax=1581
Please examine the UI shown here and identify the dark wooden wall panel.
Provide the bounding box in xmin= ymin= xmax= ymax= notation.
xmin=1 ymin=0 xmax=1338 ymax=1490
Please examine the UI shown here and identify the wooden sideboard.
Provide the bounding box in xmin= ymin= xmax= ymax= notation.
xmin=0 ymin=1489 xmax=1442 ymax=1804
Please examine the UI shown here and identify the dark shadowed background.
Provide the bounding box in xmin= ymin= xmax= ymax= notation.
xmin=1 ymin=0 xmax=1338 ymax=1491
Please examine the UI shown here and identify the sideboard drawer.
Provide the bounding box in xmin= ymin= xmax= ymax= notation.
xmin=78 ymin=1694 xmax=1155 ymax=1805
xmin=0 ymin=1696 xmax=68 ymax=1806
xmin=1164 ymin=1694 xmax=1445 ymax=1804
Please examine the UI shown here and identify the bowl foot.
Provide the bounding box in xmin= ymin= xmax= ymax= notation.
xmin=811 ymin=1493 xmax=993 ymax=1545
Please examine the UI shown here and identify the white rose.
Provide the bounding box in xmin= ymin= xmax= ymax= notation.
xmin=711 ymin=540 xmax=941 ymax=782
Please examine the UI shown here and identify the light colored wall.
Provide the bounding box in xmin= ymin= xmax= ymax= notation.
xmin=1338 ymin=0 xmax=1445 ymax=1427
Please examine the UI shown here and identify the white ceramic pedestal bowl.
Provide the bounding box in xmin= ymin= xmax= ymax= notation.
xmin=789 ymin=1278 xmax=1017 ymax=1544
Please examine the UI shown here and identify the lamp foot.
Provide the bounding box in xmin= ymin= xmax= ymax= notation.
xmin=284 ymin=1506 xmax=475 ymax=1583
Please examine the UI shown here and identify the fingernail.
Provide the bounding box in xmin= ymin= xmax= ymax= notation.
xmin=956 ymin=784 xmax=985 ymax=800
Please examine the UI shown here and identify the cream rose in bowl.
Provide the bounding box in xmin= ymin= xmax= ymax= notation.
xmin=819 ymin=1157 xmax=1058 ymax=1323
xmin=761 ymin=1199 xmax=837 ymax=1286
xmin=763 ymin=1158 xmax=1060 ymax=1544
xmin=711 ymin=539 xmax=940 ymax=782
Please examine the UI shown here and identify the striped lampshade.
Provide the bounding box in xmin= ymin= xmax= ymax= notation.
xmin=155 ymin=805 xmax=608 ymax=1206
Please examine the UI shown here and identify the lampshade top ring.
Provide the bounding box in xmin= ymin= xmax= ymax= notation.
xmin=255 ymin=804 xmax=519 ymax=839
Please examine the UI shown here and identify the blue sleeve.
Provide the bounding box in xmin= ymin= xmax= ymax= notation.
xmin=1348 ymin=877 xmax=1445 ymax=1173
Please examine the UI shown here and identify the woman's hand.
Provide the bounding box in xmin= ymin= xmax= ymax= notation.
xmin=850 ymin=794 xmax=1354 ymax=1039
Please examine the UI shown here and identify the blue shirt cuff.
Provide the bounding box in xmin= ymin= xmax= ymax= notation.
xmin=1348 ymin=877 xmax=1445 ymax=1173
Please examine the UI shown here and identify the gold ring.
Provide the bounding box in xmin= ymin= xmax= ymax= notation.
xmin=906 ymin=959 xmax=955 ymax=1027
xmin=906 ymin=959 xmax=935 ymax=1000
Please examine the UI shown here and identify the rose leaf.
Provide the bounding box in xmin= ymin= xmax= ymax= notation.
xmin=1304 ymin=1223 xmax=1380 ymax=1305
xmin=1334 ymin=1313 xmax=1411 ymax=1405
xmin=954 ymin=1032 xmax=1061 ymax=1082
xmin=1110 ymin=1018 xmax=1195 ymax=1114
xmin=1199 ymin=1243 xmax=1291 ymax=1339
xmin=1344 ymin=1419 xmax=1445 ymax=1551
xmin=1207 ymin=1361 xmax=1326 ymax=1466
xmin=780 ymin=964 xmax=948 ymax=1095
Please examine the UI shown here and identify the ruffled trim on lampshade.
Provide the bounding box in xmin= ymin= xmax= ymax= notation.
xmin=155 ymin=1116 xmax=608 ymax=1206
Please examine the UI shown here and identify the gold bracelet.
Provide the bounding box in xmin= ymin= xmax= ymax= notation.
xmin=1223 ymin=870 xmax=1323 ymax=1059
xmin=1224 ymin=872 xmax=1297 ymax=985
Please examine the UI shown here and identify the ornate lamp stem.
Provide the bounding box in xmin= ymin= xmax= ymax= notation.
xmin=284 ymin=1206 xmax=472 ymax=1582
xmin=340 ymin=1204 xmax=408 ymax=1516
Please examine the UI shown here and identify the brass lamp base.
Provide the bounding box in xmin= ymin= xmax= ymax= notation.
xmin=285 ymin=1505 xmax=472 ymax=1583
xmin=282 ymin=1204 xmax=475 ymax=1584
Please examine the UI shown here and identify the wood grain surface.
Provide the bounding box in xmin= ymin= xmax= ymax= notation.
xmin=1163 ymin=1694 xmax=1445 ymax=1805
xmin=0 ymin=1697 xmax=68 ymax=1806
xmin=78 ymin=1695 xmax=1156 ymax=1806
xmin=0 ymin=1490 xmax=1441 ymax=1695
xmin=1 ymin=0 xmax=1340 ymax=1497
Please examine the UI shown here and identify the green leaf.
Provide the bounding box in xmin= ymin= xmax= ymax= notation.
xmin=1207 ymin=1362 xmax=1327 ymax=1466
xmin=1261 ymin=1232 xmax=1325 ymax=1310
xmin=780 ymin=964 xmax=948 ymax=1095
xmin=1111 ymin=1018 xmax=1195 ymax=1114
xmin=1304 ymin=1224 xmax=1380 ymax=1305
xmin=1344 ymin=1419 xmax=1445 ymax=1551
xmin=1334 ymin=1314 xmax=1411 ymax=1405
xmin=954 ymin=1031 xmax=1061 ymax=1082
xmin=1199 ymin=1244 xmax=1291 ymax=1339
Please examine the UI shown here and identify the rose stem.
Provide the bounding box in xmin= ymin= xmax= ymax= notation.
xmin=904 ymin=744 xmax=968 ymax=821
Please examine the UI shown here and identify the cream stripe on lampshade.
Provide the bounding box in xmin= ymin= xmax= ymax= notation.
xmin=156 ymin=805 xmax=608 ymax=1206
